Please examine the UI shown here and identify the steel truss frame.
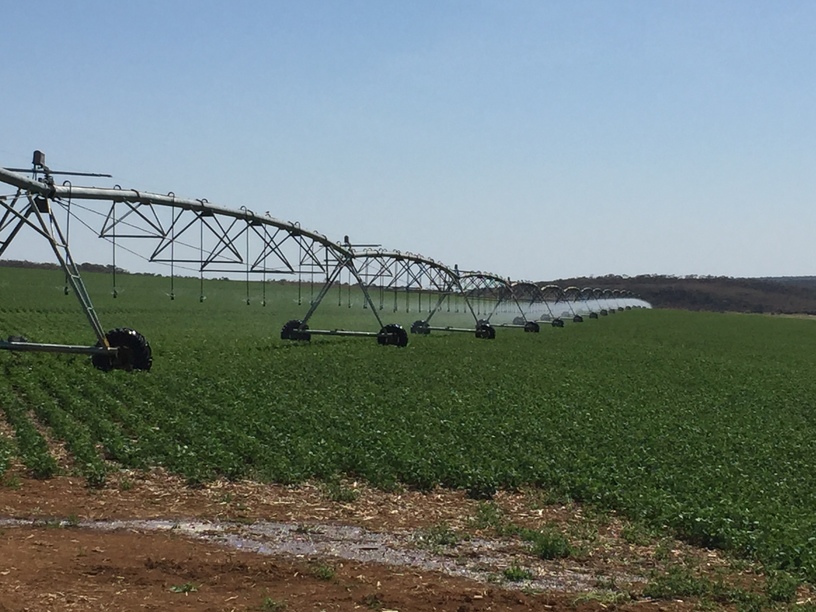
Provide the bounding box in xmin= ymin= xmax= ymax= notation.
xmin=602 ymin=289 xmax=619 ymax=313
xmin=507 ymin=281 xmax=546 ymax=330
xmin=411 ymin=270 xmax=529 ymax=338
xmin=0 ymin=188 xmax=112 ymax=352
xmin=0 ymin=161 xmax=520 ymax=353
xmin=561 ymin=286 xmax=585 ymax=322
xmin=288 ymin=253 xmax=548 ymax=341
xmin=283 ymin=250 xmax=462 ymax=343
xmin=291 ymin=254 xmax=518 ymax=341
xmin=594 ymin=288 xmax=611 ymax=316
xmin=0 ymin=158 xmax=374 ymax=360
xmin=0 ymin=166 xmax=153 ymax=369
xmin=2 ymin=152 xmax=651 ymax=365
xmin=577 ymin=287 xmax=599 ymax=318
xmin=510 ymin=284 xmax=579 ymax=327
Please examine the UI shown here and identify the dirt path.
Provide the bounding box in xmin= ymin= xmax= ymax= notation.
xmin=0 ymin=469 xmax=777 ymax=611
xmin=0 ymin=525 xmax=556 ymax=612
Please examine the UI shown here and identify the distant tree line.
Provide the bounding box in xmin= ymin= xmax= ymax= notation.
xmin=3 ymin=259 xmax=816 ymax=314
xmin=542 ymin=274 xmax=816 ymax=315
xmin=0 ymin=259 xmax=129 ymax=274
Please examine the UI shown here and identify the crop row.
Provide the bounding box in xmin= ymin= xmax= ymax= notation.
xmin=3 ymin=267 xmax=816 ymax=580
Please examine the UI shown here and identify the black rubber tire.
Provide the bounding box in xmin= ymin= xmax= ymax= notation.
xmin=552 ymin=318 xmax=565 ymax=328
xmin=512 ymin=316 xmax=525 ymax=326
xmin=92 ymin=328 xmax=152 ymax=372
xmin=600 ymin=310 xmax=608 ymax=316
xmin=573 ymin=315 xmax=584 ymax=323
xmin=378 ymin=324 xmax=409 ymax=347
xmin=475 ymin=321 xmax=495 ymax=339
xmin=281 ymin=319 xmax=311 ymax=341
xmin=523 ymin=321 xmax=540 ymax=333
xmin=589 ymin=312 xmax=599 ymax=319
xmin=410 ymin=320 xmax=431 ymax=335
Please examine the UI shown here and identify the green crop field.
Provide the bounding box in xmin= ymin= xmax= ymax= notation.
xmin=3 ymin=265 xmax=816 ymax=580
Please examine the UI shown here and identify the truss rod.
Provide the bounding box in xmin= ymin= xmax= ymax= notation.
xmin=0 ymin=167 xmax=349 ymax=261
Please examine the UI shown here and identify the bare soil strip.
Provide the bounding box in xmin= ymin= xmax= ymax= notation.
xmin=0 ymin=469 xmax=799 ymax=611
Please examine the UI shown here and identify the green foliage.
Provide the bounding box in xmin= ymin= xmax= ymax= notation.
xmin=5 ymin=268 xmax=816 ymax=583
xmin=470 ymin=502 xmax=506 ymax=531
xmin=503 ymin=564 xmax=534 ymax=582
xmin=765 ymin=570 xmax=799 ymax=603
xmin=643 ymin=565 xmax=779 ymax=609
xmin=0 ymin=433 xmax=12 ymax=477
xmin=520 ymin=526 xmax=572 ymax=560
xmin=320 ymin=476 xmax=358 ymax=503
xmin=621 ymin=522 xmax=661 ymax=546
xmin=361 ymin=593 xmax=384 ymax=610
xmin=259 ymin=598 xmax=286 ymax=612
xmin=413 ymin=522 xmax=461 ymax=548
xmin=574 ymin=590 xmax=631 ymax=606
xmin=643 ymin=565 xmax=710 ymax=599
xmin=1 ymin=389 xmax=58 ymax=479
xmin=2 ymin=473 xmax=21 ymax=489
xmin=22 ymin=376 xmax=111 ymax=485
xmin=470 ymin=503 xmax=571 ymax=559
xmin=309 ymin=562 xmax=336 ymax=581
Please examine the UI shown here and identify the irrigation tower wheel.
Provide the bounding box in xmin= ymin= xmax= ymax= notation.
xmin=410 ymin=320 xmax=431 ymax=335
xmin=92 ymin=328 xmax=152 ymax=372
xmin=475 ymin=320 xmax=496 ymax=339
xmin=377 ymin=324 xmax=409 ymax=347
xmin=280 ymin=319 xmax=311 ymax=341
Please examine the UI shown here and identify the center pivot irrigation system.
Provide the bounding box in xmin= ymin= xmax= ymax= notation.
xmin=0 ymin=151 xmax=648 ymax=371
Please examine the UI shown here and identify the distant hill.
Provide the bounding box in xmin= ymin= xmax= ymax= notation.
xmin=0 ymin=259 xmax=135 ymax=275
xmin=3 ymin=259 xmax=815 ymax=314
xmin=764 ymin=276 xmax=816 ymax=290
xmin=542 ymin=274 xmax=816 ymax=314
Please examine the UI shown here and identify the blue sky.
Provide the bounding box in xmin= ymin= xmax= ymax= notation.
xmin=2 ymin=1 xmax=815 ymax=280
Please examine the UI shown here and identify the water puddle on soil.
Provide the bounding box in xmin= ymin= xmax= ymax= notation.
xmin=0 ymin=517 xmax=610 ymax=591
